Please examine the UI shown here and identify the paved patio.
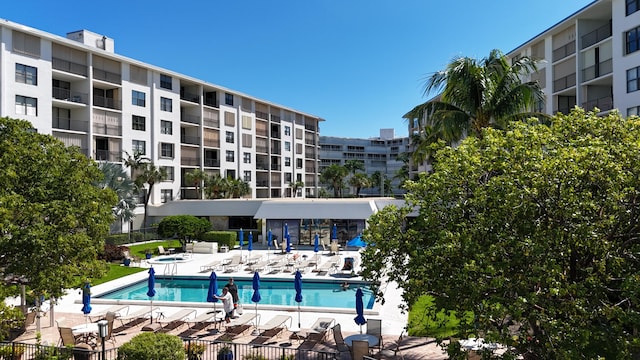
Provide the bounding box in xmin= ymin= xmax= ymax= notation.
xmin=9 ymin=243 xmax=449 ymax=359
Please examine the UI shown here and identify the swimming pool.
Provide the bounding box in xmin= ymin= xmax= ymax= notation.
xmin=96 ymin=276 xmax=375 ymax=309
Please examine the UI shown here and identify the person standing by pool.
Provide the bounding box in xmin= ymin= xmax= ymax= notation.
xmin=226 ymin=278 xmax=239 ymax=317
xmin=215 ymin=286 xmax=234 ymax=323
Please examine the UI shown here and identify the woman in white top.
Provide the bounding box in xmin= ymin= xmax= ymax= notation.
xmin=215 ymin=286 xmax=234 ymax=323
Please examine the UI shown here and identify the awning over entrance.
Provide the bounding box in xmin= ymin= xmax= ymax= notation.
xmin=254 ymin=199 xmax=378 ymax=220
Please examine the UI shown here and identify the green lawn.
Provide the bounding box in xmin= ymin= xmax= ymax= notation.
xmin=126 ymin=240 xmax=183 ymax=258
xmin=90 ymin=264 xmax=146 ymax=286
xmin=408 ymin=295 xmax=472 ymax=337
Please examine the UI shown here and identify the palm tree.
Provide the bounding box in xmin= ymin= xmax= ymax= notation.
xmin=122 ymin=150 xmax=150 ymax=179
xmin=344 ymin=160 xmax=365 ymax=176
xmin=320 ymin=164 xmax=348 ymax=198
xmin=228 ymin=178 xmax=251 ymax=198
xmin=348 ymin=173 xmax=371 ymax=197
xmin=134 ymin=163 xmax=167 ymax=229
xmin=96 ymin=162 xmax=137 ymax=233
xmin=404 ymin=49 xmax=547 ymax=143
xmin=289 ymin=181 xmax=305 ymax=198
xmin=204 ymin=174 xmax=226 ymax=199
xmin=184 ymin=168 xmax=207 ymax=199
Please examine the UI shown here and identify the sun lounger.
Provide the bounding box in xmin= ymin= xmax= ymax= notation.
xmin=223 ymin=312 xmax=260 ymax=337
xmin=245 ymin=254 xmax=262 ymax=265
xmin=223 ymin=255 xmax=242 ymax=272
xmin=248 ymin=259 xmax=271 ymax=272
xmin=299 ymin=317 xmax=335 ymax=342
xmin=258 ymin=315 xmax=291 ymax=335
xmin=89 ymin=304 xmax=129 ymax=322
xmin=117 ymin=306 xmax=160 ymax=328
xmin=199 ymin=259 xmax=223 ymax=272
xmin=178 ymin=311 xmax=220 ymax=337
xmin=315 ymin=256 xmax=340 ymax=275
xmin=150 ymin=308 xmax=196 ymax=332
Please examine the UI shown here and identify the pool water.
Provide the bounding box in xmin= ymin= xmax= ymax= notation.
xmin=97 ymin=276 xmax=375 ymax=309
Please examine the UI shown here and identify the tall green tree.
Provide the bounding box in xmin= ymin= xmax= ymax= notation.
xmin=204 ymin=174 xmax=226 ymax=199
xmin=133 ymin=163 xmax=167 ymax=229
xmin=0 ymin=117 xmax=116 ymax=301
xmin=348 ymin=173 xmax=371 ymax=197
xmin=404 ymin=49 xmax=546 ymax=144
xmin=184 ymin=168 xmax=207 ymax=199
xmin=362 ymin=109 xmax=640 ymax=358
xmin=344 ymin=160 xmax=365 ymax=175
xmin=320 ymin=164 xmax=348 ymax=197
xmin=96 ymin=162 xmax=137 ymax=233
xmin=289 ymin=181 xmax=305 ymax=198
xmin=227 ymin=178 xmax=251 ymax=198
xmin=157 ymin=215 xmax=211 ymax=249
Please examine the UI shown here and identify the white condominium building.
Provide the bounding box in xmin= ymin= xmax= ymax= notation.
xmin=0 ymin=20 xmax=322 ymax=213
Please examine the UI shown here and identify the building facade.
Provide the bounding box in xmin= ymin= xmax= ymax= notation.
xmin=319 ymin=129 xmax=410 ymax=197
xmin=0 ymin=20 xmax=322 ymax=228
xmin=408 ymin=0 xmax=640 ymax=175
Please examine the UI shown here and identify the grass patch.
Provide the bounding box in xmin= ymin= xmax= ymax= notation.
xmin=127 ymin=240 xmax=183 ymax=258
xmin=408 ymin=295 xmax=472 ymax=338
xmin=91 ymin=263 xmax=146 ymax=286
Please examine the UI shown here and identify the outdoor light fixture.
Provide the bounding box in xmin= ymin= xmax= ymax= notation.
xmin=97 ymin=320 xmax=108 ymax=360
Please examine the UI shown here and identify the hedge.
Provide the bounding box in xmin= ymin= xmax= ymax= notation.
xmin=201 ymin=231 xmax=236 ymax=248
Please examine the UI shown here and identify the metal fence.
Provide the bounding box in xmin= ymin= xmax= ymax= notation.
xmin=1 ymin=338 xmax=337 ymax=360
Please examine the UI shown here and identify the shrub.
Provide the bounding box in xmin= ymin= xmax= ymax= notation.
xmin=0 ymin=304 xmax=24 ymax=342
xmin=201 ymin=231 xmax=236 ymax=248
xmin=117 ymin=332 xmax=184 ymax=360
xmin=101 ymin=244 xmax=129 ymax=262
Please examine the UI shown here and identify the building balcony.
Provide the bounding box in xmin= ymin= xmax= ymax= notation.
xmin=94 ymin=150 xmax=120 ymax=162
xmin=271 ymin=164 xmax=281 ymax=171
xmin=552 ymin=41 xmax=576 ymax=62
xmin=180 ymin=135 xmax=200 ymax=146
xmin=93 ymin=123 xmax=121 ymax=136
xmin=52 ymin=57 xmax=88 ymax=77
xmin=256 ymin=111 xmax=268 ymax=120
xmin=256 ymin=146 xmax=268 ymax=153
xmin=93 ymin=69 xmax=121 ymax=84
xmin=180 ymin=90 xmax=200 ymax=103
xmin=256 ymin=180 xmax=269 ymax=187
xmin=204 ymin=159 xmax=220 ymax=167
xmin=203 ymin=117 xmax=219 ymax=128
xmin=52 ymin=118 xmax=89 ymax=132
xmin=181 ymin=157 xmax=201 ymax=166
xmin=581 ymin=22 xmax=611 ymax=49
xmin=93 ymin=95 xmax=121 ymax=110
xmin=181 ymin=113 xmax=201 ymax=125
xmin=581 ymin=59 xmax=612 ymax=82
xmin=553 ymin=73 xmax=576 ymax=92
xmin=582 ymin=96 xmax=613 ymax=112
xmin=52 ymin=87 xmax=88 ymax=104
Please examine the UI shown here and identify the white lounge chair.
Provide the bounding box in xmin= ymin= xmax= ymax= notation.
xmin=223 ymin=255 xmax=242 ymax=272
xmin=118 ymin=306 xmax=160 ymax=328
xmin=152 ymin=308 xmax=196 ymax=332
xmin=299 ymin=317 xmax=335 ymax=342
xmin=258 ymin=315 xmax=291 ymax=333
xmin=199 ymin=259 xmax=222 ymax=272
xmin=89 ymin=304 xmax=129 ymax=322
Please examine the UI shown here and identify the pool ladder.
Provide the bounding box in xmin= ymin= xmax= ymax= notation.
xmin=162 ymin=262 xmax=178 ymax=276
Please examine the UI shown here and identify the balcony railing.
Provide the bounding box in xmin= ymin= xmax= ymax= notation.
xmin=52 ymin=118 xmax=89 ymax=132
xmin=203 ymin=118 xmax=219 ymax=128
xmin=256 ymin=111 xmax=268 ymax=120
xmin=93 ymin=95 xmax=121 ymax=110
xmin=304 ymin=123 xmax=317 ymax=132
xmin=53 ymin=87 xmax=88 ymax=104
xmin=180 ymin=135 xmax=200 ymax=145
xmin=203 ymin=139 xmax=220 ymax=148
xmin=181 ymin=113 xmax=201 ymax=125
xmin=581 ymin=22 xmax=612 ymax=49
xmin=256 ymin=146 xmax=268 ymax=153
xmin=553 ymin=73 xmax=576 ymax=92
xmin=93 ymin=123 xmax=122 ymax=136
xmin=256 ymin=162 xmax=269 ymax=170
xmin=94 ymin=150 xmax=120 ymax=162
xmin=181 ymin=157 xmax=201 ymax=166
xmin=271 ymin=164 xmax=281 ymax=171
xmin=93 ymin=68 xmax=121 ymax=84
xmin=180 ymin=90 xmax=200 ymax=103
xmin=581 ymin=59 xmax=613 ymax=82
xmin=582 ymin=96 xmax=613 ymax=112
xmin=256 ymin=180 xmax=269 ymax=187
xmin=271 ymin=147 xmax=281 ymax=155
xmin=552 ymin=41 xmax=576 ymax=62
xmin=305 ymin=167 xmax=316 ymax=172
xmin=204 ymin=159 xmax=220 ymax=167
xmin=52 ymin=57 xmax=88 ymax=76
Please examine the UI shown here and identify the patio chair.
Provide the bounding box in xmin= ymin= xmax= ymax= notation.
xmin=351 ymin=339 xmax=371 ymax=360
xmin=199 ymin=259 xmax=223 ymax=272
xmin=89 ymin=304 xmax=129 ymax=322
xmin=58 ymin=326 xmax=84 ymax=347
xmin=341 ymin=257 xmax=355 ymax=273
xmin=300 ymin=317 xmax=335 ymax=343
xmin=158 ymin=246 xmax=169 ymax=256
xmin=150 ymin=308 xmax=196 ymax=332
xmin=331 ymin=323 xmax=350 ymax=353
xmin=104 ymin=311 xmax=118 ymax=344
xmin=366 ymin=318 xmax=383 ymax=352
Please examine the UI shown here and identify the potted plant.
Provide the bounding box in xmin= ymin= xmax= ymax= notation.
xmin=184 ymin=342 xmax=206 ymax=360
xmin=216 ymin=344 xmax=233 ymax=360
xmin=122 ymin=258 xmax=131 ymax=266
xmin=145 ymin=249 xmax=153 ymax=259
xmin=0 ymin=344 xmax=26 ymax=360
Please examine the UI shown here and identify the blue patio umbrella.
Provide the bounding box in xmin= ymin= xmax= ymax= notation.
xmin=347 ymin=234 xmax=367 ymax=248
xmin=284 ymin=223 xmax=289 ymax=238
xmin=354 ymin=288 xmax=367 ymax=333
xmin=147 ymin=267 xmax=156 ymax=323
xmin=294 ymin=270 xmax=303 ymax=328
xmin=332 ymin=224 xmax=337 ymax=240
xmin=251 ymin=272 xmax=262 ymax=334
xmin=267 ymin=229 xmax=273 ymax=261
xmin=313 ymin=233 xmax=320 ymax=269
xmin=206 ymin=271 xmax=219 ymax=315
xmin=81 ymin=282 xmax=91 ymax=324
xmin=286 ymin=233 xmax=291 ymax=253
xmin=248 ymin=232 xmax=253 ymax=252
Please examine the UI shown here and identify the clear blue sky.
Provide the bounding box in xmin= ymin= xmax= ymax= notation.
xmin=3 ymin=0 xmax=594 ymax=138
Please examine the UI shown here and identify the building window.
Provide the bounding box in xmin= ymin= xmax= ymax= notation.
xmin=132 ymin=115 xmax=146 ymax=131
xmin=628 ymin=106 xmax=640 ymax=117
xmin=132 ymin=140 xmax=146 ymax=155
xmin=160 ymin=143 xmax=174 ymax=158
xmin=160 ymin=97 xmax=172 ymax=112
xmin=243 ymin=171 xmax=251 ymax=182
xmin=284 ymin=126 xmax=291 ymax=136
xmin=160 ymin=166 xmax=175 ymax=181
xmin=225 ymin=93 xmax=234 ymax=106
xmin=12 ymin=31 xmax=40 ymax=58
xmin=161 ymin=120 xmax=173 ymax=135
xmin=285 ymin=157 xmax=291 ymax=167
xmin=242 ymin=115 xmax=252 ymax=129
xmin=296 ymin=158 xmax=303 ymax=169
xmin=627 ymin=0 xmax=640 ymax=15
xmin=226 ymin=131 xmax=234 ymax=143
xmin=627 ymin=26 xmax=640 ymax=55
xmin=15 ymin=63 xmax=37 ymax=85
xmin=224 ymin=111 xmax=235 ymax=126
xmin=226 ymin=150 xmax=234 ymax=162
xmin=285 ymin=141 xmax=291 ymax=151
xmin=160 ymin=74 xmax=172 ymax=90
xmin=243 ymin=152 xmax=251 ymax=164
xmin=15 ymin=95 xmax=37 ymax=116
xmin=161 ymin=189 xmax=173 ymax=203
xmin=132 ymin=90 xmax=146 ymax=107
xmin=285 ymin=173 xmax=292 ymax=182
xmin=628 ymin=66 xmax=640 ymax=93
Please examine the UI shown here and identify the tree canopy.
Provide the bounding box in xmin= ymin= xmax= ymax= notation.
xmin=157 ymin=215 xmax=211 ymax=248
xmin=362 ymin=109 xmax=640 ymax=358
xmin=0 ymin=117 xmax=116 ymax=299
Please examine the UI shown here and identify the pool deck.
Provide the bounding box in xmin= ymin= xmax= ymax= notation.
xmin=10 ymin=244 xmax=449 ymax=358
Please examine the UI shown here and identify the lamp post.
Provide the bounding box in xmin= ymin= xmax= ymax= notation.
xmin=97 ymin=319 xmax=108 ymax=360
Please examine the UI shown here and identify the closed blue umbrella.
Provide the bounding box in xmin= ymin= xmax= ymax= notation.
xmin=251 ymin=272 xmax=261 ymax=334
xmin=332 ymin=224 xmax=337 ymax=240
xmin=147 ymin=267 xmax=156 ymax=323
xmin=239 ymin=228 xmax=244 ymax=259
xmin=286 ymin=233 xmax=291 ymax=253
xmin=313 ymin=233 xmax=320 ymax=269
xmin=354 ymin=288 xmax=367 ymax=333
xmin=248 ymin=232 xmax=253 ymax=252
xmin=267 ymin=229 xmax=273 ymax=261
xmin=206 ymin=271 xmax=219 ymax=316
xmin=81 ymin=282 xmax=91 ymax=324
xmin=284 ymin=223 xmax=289 ymax=238
xmin=294 ymin=270 xmax=303 ymax=328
